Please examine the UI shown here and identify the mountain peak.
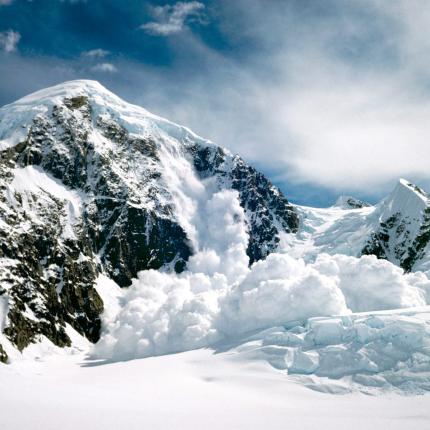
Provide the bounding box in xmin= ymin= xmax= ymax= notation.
xmin=1 ymin=80 xmax=212 ymax=152
xmin=8 ymin=80 xmax=114 ymax=107
xmin=396 ymin=178 xmax=428 ymax=200
xmin=333 ymin=195 xmax=370 ymax=209
xmin=382 ymin=178 xmax=429 ymax=218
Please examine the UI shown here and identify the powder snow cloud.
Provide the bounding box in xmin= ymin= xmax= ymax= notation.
xmin=93 ymin=190 xmax=430 ymax=361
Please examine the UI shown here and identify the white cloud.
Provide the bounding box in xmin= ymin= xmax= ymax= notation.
xmin=267 ymin=0 xmax=430 ymax=191
xmin=130 ymin=0 xmax=430 ymax=195
xmin=3 ymin=0 xmax=430 ymax=198
xmin=82 ymin=48 xmax=109 ymax=58
xmin=0 ymin=30 xmax=20 ymax=52
xmin=141 ymin=1 xmax=205 ymax=36
xmin=91 ymin=62 xmax=118 ymax=73
xmin=0 ymin=0 xmax=13 ymax=6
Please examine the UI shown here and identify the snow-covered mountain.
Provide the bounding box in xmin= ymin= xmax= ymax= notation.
xmin=290 ymin=179 xmax=430 ymax=274
xmin=363 ymin=179 xmax=430 ymax=272
xmin=333 ymin=195 xmax=371 ymax=209
xmin=1 ymin=80 xmax=430 ymax=366
xmin=0 ymin=80 xmax=298 ymax=360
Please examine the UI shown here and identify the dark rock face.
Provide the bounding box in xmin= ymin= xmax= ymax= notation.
xmin=334 ymin=196 xmax=371 ymax=210
xmin=0 ymin=91 xmax=299 ymax=354
xmin=402 ymin=208 xmax=430 ymax=272
xmin=101 ymin=207 xmax=192 ymax=286
xmin=0 ymin=343 xmax=7 ymax=363
xmin=362 ymin=202 xmax=430 ymax=272
xmin=0 ymin=164 xmax=94 ymax=349
xmin=229 ymin=156 xmax=299 ymax=263
xmin=362 ymin=214 xmax=399 ymax=261
xmin=343 ymin=197 xmax=370 ymax=209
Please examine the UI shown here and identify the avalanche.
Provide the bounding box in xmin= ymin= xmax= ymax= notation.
xmin=93 ymin=189 xmax=430 ymax=393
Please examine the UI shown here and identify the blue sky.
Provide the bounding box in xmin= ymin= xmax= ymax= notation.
xmin=1 ymin=0 xmax=430 ymax=206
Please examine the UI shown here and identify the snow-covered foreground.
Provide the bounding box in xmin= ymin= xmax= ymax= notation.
xmin=1 ymin=344 xmax=430 ymax=430
xmin=230 ymin=307 xmax=430 ymax=394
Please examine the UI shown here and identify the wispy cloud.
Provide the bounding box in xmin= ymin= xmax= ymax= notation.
xmin=91 ymin=62 xmax=118 ymax=73
xmin=82 ymin=48 xmax=110 ymax=58
xmin=0 ymin=0 xmax=13 ymax=6
xmin=3 ymin=0 xmax=430 ymax=201
xmin=0 ymin=30 xmax=20 ymax=52
xmin=132 ymin=0 xmax=430 ymax=196
xmin=141 ymin=1 xmax=205 ymax=36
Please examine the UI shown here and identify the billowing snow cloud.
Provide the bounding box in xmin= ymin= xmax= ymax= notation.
xmin=141 ymin=1 xmax=205 ymax=36
xmin=0 ymin=30 xmax=20 ymax=52
xmin=93 ymin=190 xmax=430 ymax=361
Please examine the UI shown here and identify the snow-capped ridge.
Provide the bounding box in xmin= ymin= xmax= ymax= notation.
xmin=379 ymin=177 xmax=429 ymax=221
xmin=397 ymin=178 xmax=428 ymax=201
xmin=0 ymin=79 xmax=214 ymax=152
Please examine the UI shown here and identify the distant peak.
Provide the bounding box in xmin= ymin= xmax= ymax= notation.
xmin=397 ymin=178 xmax=427 ymax=195
xmin=333 ymin=195 xmax=370 ymax=209
xmin=390 ymin=178 xmax=428 ymax=202
xmin=379 ymin=178 xmax=429 ymax=219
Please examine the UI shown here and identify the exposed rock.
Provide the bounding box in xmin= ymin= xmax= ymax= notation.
xmin=189 ymin=145 xmax=299 ymax=263
xmin=0 ymin=343 xmax=7 ymax=363
xmin=362 ymin=179 xmax=430 ymax=272
xmin=334 ymin=196 xmax=371 ymax=209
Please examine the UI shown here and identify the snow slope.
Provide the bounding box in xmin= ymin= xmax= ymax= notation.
xmin=285 ymin=204 xmax=377 ymax=260
xmin=1 ymin=330 xmax=430 ymax=430
xmin=284 ymin=179 xmax=430 ymax=275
